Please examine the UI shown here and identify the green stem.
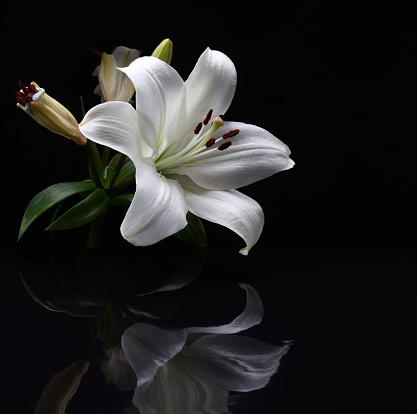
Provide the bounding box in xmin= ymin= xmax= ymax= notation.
xmin=101 ymin=146 xmax=111 ymax=168
xmin=86 ymin=208 xmax=108 ymax=249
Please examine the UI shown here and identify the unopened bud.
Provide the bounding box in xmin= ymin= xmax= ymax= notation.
xmin=97 ymin=46 xmax=140 ymax=102
xmin=16 ymin=82 xmax=87 ymax=145
xmin=151 ymin=38 xmax=173 ymax=65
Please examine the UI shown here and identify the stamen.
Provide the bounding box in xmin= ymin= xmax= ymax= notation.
xmin=218 ymin=141 xmax=232 ymax=151
xmin=205 ymin=138 xmax=216 ymax=148
xmin=194 ymin=122 xmax=203 ymax=134
xmin=222 ymin=129 xmax=240 ymax=139
xmin=203 ymin=109 xmax=213 ymax=125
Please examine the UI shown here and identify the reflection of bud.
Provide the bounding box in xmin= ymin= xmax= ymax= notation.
xmin=34 ymin=360 xmax=89 ymax=414
xmin=16 ymin=82 xmax=87 ymax=145
xmin=94 ymin=46 xmax=141 ymax=102
xmin=151 ymin=38 xmax=173 ymax=64
xmin=102 ymin=347 xmax=137 ymax=390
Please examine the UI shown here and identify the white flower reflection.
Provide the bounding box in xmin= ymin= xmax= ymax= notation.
xmin=119 ymin=284 xmax=290 ymax=413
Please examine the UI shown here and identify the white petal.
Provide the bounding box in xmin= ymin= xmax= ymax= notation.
xmin=178 ymin=178 xmax=264 ymax=255
xmin=121 ymin=323 xmax=187 ymax=387
xmin=120 ymin=57 xmax=186 ymax=154
xmin=79 ymin=101 xmax=152 ymax=158
xmin=121 ymin=157 xmax=188 ymax=246
xmin=111 ymin=46 xmax=141 ymax=67
xmin=185 ymin=48 xmax=237 ymax=135
xmin=186 ymin=335 xmax=291 ymax=391
xmin=173 ymin=122 xmax=295 ymax=191
xmin=185 ymin=284 xmax=264 ymax=335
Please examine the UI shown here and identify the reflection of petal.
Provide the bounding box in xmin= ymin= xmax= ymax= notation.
xmin=121 ymin=323 xmax=188 ymax=387
xmin=133 ymin=357 xmax=231 ymax=414
xmin=189 ymin=334 xmax=291 ymax=391
xmin=185 ymin=283 xmax=264 ymax=335
xmin=121 ymin=284 xmax=290 ymax=414
xmin=34 ymin=360 xmax=89 ymax=414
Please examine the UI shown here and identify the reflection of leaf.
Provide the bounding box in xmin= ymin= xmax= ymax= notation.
xmin=19 ymin=271 xmax=61 ymax=313
xmin=47 ymin=296 xmax=108 ymax=317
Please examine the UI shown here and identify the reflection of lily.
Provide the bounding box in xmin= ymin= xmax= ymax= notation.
xmin=121 ymin=284 xmax=290 ymax=413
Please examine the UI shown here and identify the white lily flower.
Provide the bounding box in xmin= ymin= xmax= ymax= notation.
xmin=120 ymin=284 xmax=290 ymax=414
xmin=93 ymin=46 xmax=141 ymax=102
xmin=80 ymin=48 xmax=294 ymax=254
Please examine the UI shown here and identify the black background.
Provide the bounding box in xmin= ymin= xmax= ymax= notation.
xmin=2 ymin=1 xmax=417 ymax=413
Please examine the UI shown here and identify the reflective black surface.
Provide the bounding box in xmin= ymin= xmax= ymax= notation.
xmin=2 ymin=247 xmax=416 ymax=413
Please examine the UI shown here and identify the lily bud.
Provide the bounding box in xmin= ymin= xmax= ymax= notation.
xmin=151 ymin=38 xmax=173 ymax=65
xmin=94 ymin=46 xmax=141 ymax=102
xmin=16 ymin=82 xmax=87 ymax=145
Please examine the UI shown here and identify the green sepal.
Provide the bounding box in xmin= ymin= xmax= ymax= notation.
xmin=110 ymin=193 xmax=134 ymax=207
xmin=18 ymin=181 xmax=96 ymax=242
xmin=108 ymin=153 xmax=135 ymax=186
xmin=47 ymin=188 xmax=110 ymax=231
xmin=174 ymin=212 xmax=207 ymax=247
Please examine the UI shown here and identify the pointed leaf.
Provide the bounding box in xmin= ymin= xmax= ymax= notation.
xmin=174 ymin=212 xmax=207 ymax=247
xmin=47 ymin=188 xmax=110 ymax=231
xmin=18 ymin=181 xmax=96 ymax=241
xmin=108 ymin=153 xmax=135 ymax=185
xmin=110 ymin=193 xmax=134 ymax=208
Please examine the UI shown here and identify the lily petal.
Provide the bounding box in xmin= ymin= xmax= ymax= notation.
xmin=177 ymin=177 xmax=264 ymax=255
xmin=185 ymin=48 xmax=237 ymax=136
xmin=80 ymin=101 xmax=152 ymax=158
xmin=185 ymin=284 xmax=264 ymax=335
xmin=119 ymin=57 xmax=186 ymax=154
xmin=172 ymin=121 xmax=294 ymax=191
xmin=121 ymin=323 xmax=188 ymax=387
xmin=121 ymin=158 xmax=188 ymax=246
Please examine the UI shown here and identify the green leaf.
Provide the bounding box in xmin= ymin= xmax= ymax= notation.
xmin=18 ymin=181 xmax=96 ymax=241
xmin=47 ymin=188 xmax=110 ymax=231
xmin=102 ymin=165 xmax=116 ymax=189
xmin=174 ymin=212 xmax=207 ymax=247
xmin=110 ymin=193 xmax=134 ymax=207
xmin=108 ymin=153 xmax=135 ymax=185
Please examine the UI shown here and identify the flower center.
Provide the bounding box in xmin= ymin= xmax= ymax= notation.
xmin=155 ymin=109 xmax=240 ymax=174
xmin=16 ymin=81 xmax=37 ymax=107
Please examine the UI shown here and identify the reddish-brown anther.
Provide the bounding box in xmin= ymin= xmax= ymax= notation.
xmin=218 ymin=141 xmax=232 ymax=151
xmin=203 ymin=109 xmax=213 ymax=125
xmin=205 ymin=138 xmax=216 ymax=148
xmin=222 ymin=129 xmax=240 ymax=139
xmin=194 ymin=122 xmax=203 ymax=134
